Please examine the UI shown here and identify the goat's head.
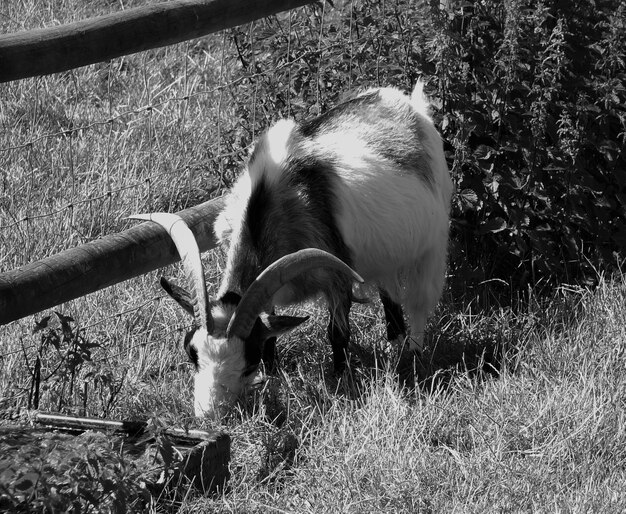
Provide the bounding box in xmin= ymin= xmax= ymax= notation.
xmin=129 ymin=213 xmax=363 ymax=418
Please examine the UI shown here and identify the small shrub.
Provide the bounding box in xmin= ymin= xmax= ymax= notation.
xmin=0 ymin=429 xmax=152 ymax=513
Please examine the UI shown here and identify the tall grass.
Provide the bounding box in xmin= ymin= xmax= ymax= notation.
xmin=1 ymin=0 xmax=625 ymax=512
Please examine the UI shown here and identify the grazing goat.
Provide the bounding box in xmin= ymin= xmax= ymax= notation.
xmin=132 ymin=82 xmax=452 ymax=418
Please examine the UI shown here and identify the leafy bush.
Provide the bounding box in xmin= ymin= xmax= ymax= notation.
xmin=26 ymin=312 xmax=125 ymax=417
xmin=0 ymin=429 xmax=152 ymax=513
xmin=433 ymin=0 xmax=626 ymax=290
xmin=0 ymin=415 xmax=204 ymax=512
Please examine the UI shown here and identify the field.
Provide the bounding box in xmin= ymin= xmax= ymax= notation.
xmin=1 ymin=0 xmax=626 ymax=512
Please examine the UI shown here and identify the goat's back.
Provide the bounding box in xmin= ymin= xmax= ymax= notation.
xmin=215 ymin=84 xmax=452 ymax=289
xmin=300 ymin=85 xmax=453 ymax=281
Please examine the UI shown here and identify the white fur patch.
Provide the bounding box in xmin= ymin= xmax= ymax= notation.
xmin=214 ymin=172 xmax=250 ymax=247
xmin=190 ymin=327 xmax=249 ymax=418
xmin=409 ymin=80 xmax=432 ymax=120
xmin=249 ymin=119 xmax=297 ymax=186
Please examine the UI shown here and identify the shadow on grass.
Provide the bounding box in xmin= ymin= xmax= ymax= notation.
xmin=225 ymin=304 xmax=531 ymax=494
xmin=408 ymin=329 xmax=514 ymax=391
xmin=347 ymin=310 xmax=526 ymax=396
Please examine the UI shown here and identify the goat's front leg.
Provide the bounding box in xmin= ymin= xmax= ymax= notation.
xmin=262 ymin=336 xmax=277 ymax=373
xmin=261 ymin=308 xmax=278 ymax=373
xmin=379 ymin=289 xmax=407 ymax=348
xmin=327 ymin=289 xmax=352 ymax=373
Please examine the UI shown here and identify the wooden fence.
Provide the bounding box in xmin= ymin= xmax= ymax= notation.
xmin=0 ymin=0 xmax=315 ymax=82
xmin=0 ymin=0 xmax=316 ymax=324
xmin=0 ymin=198 xmax=223 ymax=325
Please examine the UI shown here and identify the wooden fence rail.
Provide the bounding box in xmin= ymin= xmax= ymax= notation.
xmin=0 ymin=0 xmax=315 ymax=82
xmin=0 ymin=0 xmax=319 ymax=324
xmin=0 ymin=198 xmax=224 ymax=325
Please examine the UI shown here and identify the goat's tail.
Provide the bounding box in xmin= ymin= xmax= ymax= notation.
xmin=410 ymin=79 xmax=431 ymax=119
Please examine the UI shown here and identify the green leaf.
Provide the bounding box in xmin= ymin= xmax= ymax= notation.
xmin=474 ymin=144 xmax=494 ymax=161
xmin=33 ymin=315 xmax=51 ymax=334
xmin=458 ymin=188 xmax=479 ymax=212
xmin=479 ymin=217 xmax=507 ymax=234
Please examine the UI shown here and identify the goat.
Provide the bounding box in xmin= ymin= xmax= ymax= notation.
xmin=131 ymin=81 xmax=453 ymax=418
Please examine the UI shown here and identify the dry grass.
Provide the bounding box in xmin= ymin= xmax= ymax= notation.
xmin=1 ymin=1 xmax=626 ymax=512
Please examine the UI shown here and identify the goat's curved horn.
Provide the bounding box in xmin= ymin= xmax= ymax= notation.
xmin=227 ymin=248 xmax=364 ymax=341
xmin=128 ymin=213 xmax=213 ymax=333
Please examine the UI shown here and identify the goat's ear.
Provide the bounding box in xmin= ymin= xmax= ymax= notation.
xmin=260 ymin=314 xmax=309 ymax=339
xmin=160 ymin=276 xmax=195 ymax=317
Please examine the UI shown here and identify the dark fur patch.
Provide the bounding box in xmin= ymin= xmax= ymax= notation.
xmin=251 ymin=157 xmax=351 ymax=263
xmin=183 ymin=327 xmax=200 ymax=369
xmin=218 ymin=291 xmax=262 ymax=374
xmin=245 ymin=178 xmax=271 ymax=251
xmin=326 ymin=290 xmax=352 ymax=373
xmin=242 ymin=318 xmax=266 ymax=376
xmin=286 ymin=156 xmax=352 ymax=266
xmin=232 ymin=156 xmax=352 ymax=300
xmin=379 ymin=290 xmax=406 ymax=341
xmin=219 ymin=291 xmax=242 ymax=306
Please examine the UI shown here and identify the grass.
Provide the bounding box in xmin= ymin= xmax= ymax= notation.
xmin=1 ymin=0 xmax=626 ymax=512
xmin=193 ymin=278 xmax=626 ymax=513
